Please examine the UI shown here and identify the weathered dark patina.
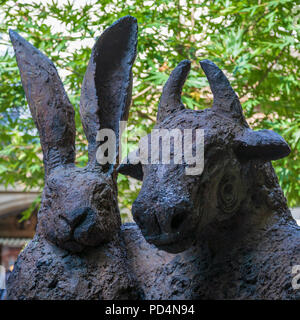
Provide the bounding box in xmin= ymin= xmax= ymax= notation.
xmin=7 ymin=16 xmax=141 ymax=299
xmin=6 ymin=15 xmax=300 ymax=299
xmin=119 ymin=60 xmax=300 ymax=299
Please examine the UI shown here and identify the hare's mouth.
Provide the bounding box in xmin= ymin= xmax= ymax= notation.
xmin=60 ymin=239 xmax=85 ymax=253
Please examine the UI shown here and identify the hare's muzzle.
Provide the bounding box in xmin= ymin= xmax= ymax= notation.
xmin=64 ymin=207 xmax=89 ymax=229
xmin=55 ymin=207 xmax=100 ymax=252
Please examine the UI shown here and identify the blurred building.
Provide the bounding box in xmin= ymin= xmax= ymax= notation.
xmin=0 ymin=186 xmax=38 ymax=271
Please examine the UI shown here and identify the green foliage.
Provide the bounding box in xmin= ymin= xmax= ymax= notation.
xmin=0 ymin=0 xmax=299 ymax=221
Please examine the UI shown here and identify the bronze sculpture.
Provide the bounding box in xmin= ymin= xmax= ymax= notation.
xmin=120 ymin=60 xmax=300 ymax=299
xmin=6 ymin=15 xmax=299 ymax=300
xmin=7 ymin=16 xmax=141 ymax=300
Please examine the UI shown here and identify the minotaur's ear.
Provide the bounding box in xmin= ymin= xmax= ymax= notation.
xmin=9 ymin=30 xmax=76 ymax=178
xmin=157 ymin=60 xmax=190 ymax=124
xmin=117 ymin=162 xmax=143 ymax=181
xmin=234 ymin=129 xmax=291 ymax=161
xmin=80 ymin=16 xmax=138 ymax=165
xmin=117 ymin=149 xmax=143 ymax=180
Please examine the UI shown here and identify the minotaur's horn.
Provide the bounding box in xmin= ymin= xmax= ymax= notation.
xmin=200 ymin=59 xmax=248 ymax=127
xmin=157 ymin=59 xmax=191 ymax=123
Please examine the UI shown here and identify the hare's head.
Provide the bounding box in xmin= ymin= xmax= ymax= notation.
xmin=10 ymin=16 xmax=138 ymax=253
xmin=119 ymin=60 xmax=290 ymax=253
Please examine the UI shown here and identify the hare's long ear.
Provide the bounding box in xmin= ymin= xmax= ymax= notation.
xmin=9 ymin=31 xmax=76 ymax=178
xmin=80 ymin=16 xmax=138 ymax=166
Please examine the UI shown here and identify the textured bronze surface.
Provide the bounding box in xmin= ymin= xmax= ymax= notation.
xmin=7 ymin=16 xmax=141 ymax=300
xmin=6 ymin=16 xmax=300 ymax=299
xmin=119 ymin=60 xmax=300 ymax=299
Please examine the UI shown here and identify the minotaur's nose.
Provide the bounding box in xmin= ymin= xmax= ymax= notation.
xmin=132 ymin=200 xmax=161 ymax=235
xmin=133 ymin=196 xmax=192 ymax=236
xmin=157 ymin=203 xmax=192 ymax=234
xmin=170 ymin=209 xmax=190 ymax=231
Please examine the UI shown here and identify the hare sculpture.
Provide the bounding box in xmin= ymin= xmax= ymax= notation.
xmin=7 ymin=16 xmax=141 ymax=300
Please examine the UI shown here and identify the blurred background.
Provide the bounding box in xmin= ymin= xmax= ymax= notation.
xmin=0 ymin=0 xmax=299 ymax=266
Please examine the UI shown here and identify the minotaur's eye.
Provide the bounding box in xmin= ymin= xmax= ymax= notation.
xmin=217 ymin=174 xmax=240 ymax=215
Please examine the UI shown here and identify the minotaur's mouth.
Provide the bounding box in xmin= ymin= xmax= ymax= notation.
xmin=146 ymin=231 xmax=184 ymax=245
xmin=145 ymin=231 xmax=195 ymax=253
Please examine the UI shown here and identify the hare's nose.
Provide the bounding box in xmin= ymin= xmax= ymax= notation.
xmin=66 ymin=207 xmax=90 ymax=229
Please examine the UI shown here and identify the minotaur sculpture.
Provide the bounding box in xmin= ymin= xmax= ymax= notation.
xmin=119 ymin=60 xmax=300 ymax=299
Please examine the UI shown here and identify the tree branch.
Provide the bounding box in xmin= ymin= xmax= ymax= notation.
xmin=132 ymin=85 xmax=153 ymax=100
